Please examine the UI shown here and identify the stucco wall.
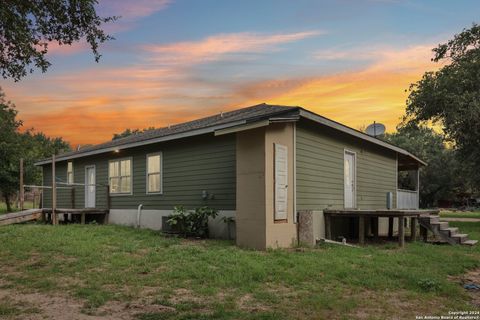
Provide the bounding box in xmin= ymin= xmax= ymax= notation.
xmin=235 ymin=127 xmax=267 ymax=250
xmin=264 ymin=123 xmax=296 ymax=248
xmin=235 ymin=123 xmax=296 ymax=249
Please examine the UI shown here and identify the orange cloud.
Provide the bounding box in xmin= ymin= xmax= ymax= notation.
xmin=144 ymin=31 xmax=324 ymax=64
xmin=235 ymin=45 xmax=438 ymax=131
xmin=8 ymin=40 xmax=440 ymax=146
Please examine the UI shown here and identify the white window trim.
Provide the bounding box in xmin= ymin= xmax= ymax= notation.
xmin=108 ymin=157 xmax=133 ymax=196
xmin=67 ymin=161 xmax=74 ymax=185
xmin=146 ymin=152 xmax=163 ymax=195
xmin=343 ymin=149 xmax=357 ymax=209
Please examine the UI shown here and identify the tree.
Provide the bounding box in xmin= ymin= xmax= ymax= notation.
xmin=383 ymin=125 xmax=464 ymax=207
xmin=404 ymin=23 xmax=480 ymax=189
xmin=112 ymin=127 xmax=155 ymax=140
xmin=0 ymin=91 xmax=22 ymax=212
xmin=0 ymin=89 xmax=70 ymax=212
xmin=0 ymin=0 xmax=116 ymax=81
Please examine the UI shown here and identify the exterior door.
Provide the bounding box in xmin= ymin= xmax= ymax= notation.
xmin=344 ymin=150 xmax=356 ymax=208
xmin=85 ymin=166 xmax=96 ymax=208
xmin=274 ymin=143 xmax=288 ymax=220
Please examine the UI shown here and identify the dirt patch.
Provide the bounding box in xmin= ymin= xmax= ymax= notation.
xmin=168 ymin=288 xmax=203 ymax=304
xmin=0 ymin=283 xmax=179 ymax=320
xmin=237 ymin=293 xmax=271 ymax=313
xmin=347 ymin=289 xmax=452 ymax=320
xmin=449 ymin=268 xmax=480 ymax=307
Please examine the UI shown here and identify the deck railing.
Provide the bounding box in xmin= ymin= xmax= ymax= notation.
xmin=397 ymin=189 xmax=419 ymax=209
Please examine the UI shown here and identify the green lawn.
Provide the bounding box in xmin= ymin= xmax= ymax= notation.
xmin=440 ymin=211 xmax=480 ymax=219
xmin=0 ymin=223 xmax=478 ymax=319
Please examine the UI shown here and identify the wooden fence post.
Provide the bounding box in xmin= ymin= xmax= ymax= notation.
xmin=19 ymin=158 xmax=24 ymax=211
xmin=52 ymin=154 xmax=57 ymax=225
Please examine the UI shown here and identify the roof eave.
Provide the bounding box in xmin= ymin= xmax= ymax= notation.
xmin=298 ymin=109 xmax=427 ymax=166
xmin=34 ymin=119 xmax=248 ymax=165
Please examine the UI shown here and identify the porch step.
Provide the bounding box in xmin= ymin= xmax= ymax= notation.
xmin=462 ymin=240 xmax=479 ymax=246
xmin=440 ymin=227 xmax=458 ymax=237
xmin=451 ymin=234 xmax=468 ymax=244
xmin=418 ymin=215 xmax=477 ymax=246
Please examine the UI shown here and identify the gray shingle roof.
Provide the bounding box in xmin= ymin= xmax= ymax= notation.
xmin=44 ymin=103 xmax=299 ymax=162
xmin=35 ymin=102 xmax=426 ymax=166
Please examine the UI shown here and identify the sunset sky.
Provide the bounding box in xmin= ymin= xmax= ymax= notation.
xmin=2 ymin=0 xmax=480 ymax=146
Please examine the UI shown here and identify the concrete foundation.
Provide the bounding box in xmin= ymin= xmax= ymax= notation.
xmin=108 ymin=209 xmax=236 ymax=239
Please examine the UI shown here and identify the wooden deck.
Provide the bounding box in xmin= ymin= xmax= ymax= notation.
xmin=323 ymin=209 xmax=440 ymax=247
xmin=0 ymin=208 xmax=109 ymax=226
xmin=42 ymin=208 xmax=109 ymax=224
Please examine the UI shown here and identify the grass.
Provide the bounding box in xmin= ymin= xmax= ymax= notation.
xmin=0 ymin=201 xmax=35 ymax=214
xmin=440 ymin=211 xmax=480 ymax=219
xmin=0 ymin=223 xmax=478 ymax=319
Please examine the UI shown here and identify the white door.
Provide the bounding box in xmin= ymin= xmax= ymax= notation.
xmin=344 ymin=151 xmax=356 ymax=208
xmin=274 ymin=144 xmax=288 ymax=220
xmin=85 ymin=166 xmax=96 ymax=208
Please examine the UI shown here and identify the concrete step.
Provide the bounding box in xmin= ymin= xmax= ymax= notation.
xmin=462 ymin=240 xmax=478 ymax=246
xmin=451 ymin=233 xmax=469 ymax=244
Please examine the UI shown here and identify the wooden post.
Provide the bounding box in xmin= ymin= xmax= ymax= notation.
xmin=388 ymin=217 xmax=394 ymax=239
xmin=420 ymin=225 xmax=428 ymax=242
xmin=410 ymin=217 xmax=417 ymax=242
xmin=359 ymin=216 xmax=365 ymax=245
xmin=52 ymin=154 xmax=57 ymax=225
xmin=81 ymin=213 xmax=86 ymax=225
xmin=325 ymin=214 xmax=331 ymax=240
xmin=19 ymin=158 xmax=24 ymax=211
xmin=398 ymin=216 xmax=405 ymax=248
xmin=373 ymin=217 xmax=379 ymax=240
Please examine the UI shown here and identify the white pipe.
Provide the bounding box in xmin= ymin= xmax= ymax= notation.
xmin=136 ymin=204 xmax=143 ymax=228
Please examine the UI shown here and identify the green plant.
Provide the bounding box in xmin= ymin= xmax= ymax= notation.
xmin=167 ymin=206 xmax=218 ymax=238
xmin=417 ymin=278 xmax=440 ymax=292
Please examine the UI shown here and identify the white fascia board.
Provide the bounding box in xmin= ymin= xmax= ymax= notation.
xmin=299 ymin=109 xmax=427 ymax=166
xmin=35 ymin=120 xmax=247 ymax=165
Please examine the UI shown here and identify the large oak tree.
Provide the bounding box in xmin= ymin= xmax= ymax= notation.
xmin=404 ymin=23 xmax=480 ymax=189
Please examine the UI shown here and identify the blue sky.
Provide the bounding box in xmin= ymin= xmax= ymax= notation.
xmin=3 ymin=0 xmax=479 ymax=145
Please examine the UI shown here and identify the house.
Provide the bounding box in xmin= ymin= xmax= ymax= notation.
xmin=35 ymin=104 xmax=424 ymax=250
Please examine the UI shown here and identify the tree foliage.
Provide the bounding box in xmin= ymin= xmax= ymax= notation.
xmin=404 ymin=23 xmax=480 ymax=188
xmin=0 ymin=0 xmax=116 ymax=81
xmin=383 ymin=125 xmax=464 ymax=208
xmin=0 ymin=89 xmax=70 ymax=211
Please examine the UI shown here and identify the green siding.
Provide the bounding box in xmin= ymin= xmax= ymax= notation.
xmin=296 ymin=120 xmax=397 ymax=211
xmin=42 ymin=134 xmax=236 ymax=210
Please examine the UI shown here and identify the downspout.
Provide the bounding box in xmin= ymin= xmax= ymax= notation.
xmin=136 ymin=204 xmax=143 ymax=228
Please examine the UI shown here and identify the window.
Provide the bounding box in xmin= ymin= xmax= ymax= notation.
xmin=67 ymin=162 xmax=74 ymax=184
xmin=109 ymin=158 xmax=132 ymax=194
xmin=147 ymin=153 xmax=162 ymax=194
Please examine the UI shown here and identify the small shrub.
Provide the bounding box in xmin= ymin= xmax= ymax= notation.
xmin=417 ymin=278 xmax=440 ymax=292
xmin=167 ymin=206 xmax=218 ymax=238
